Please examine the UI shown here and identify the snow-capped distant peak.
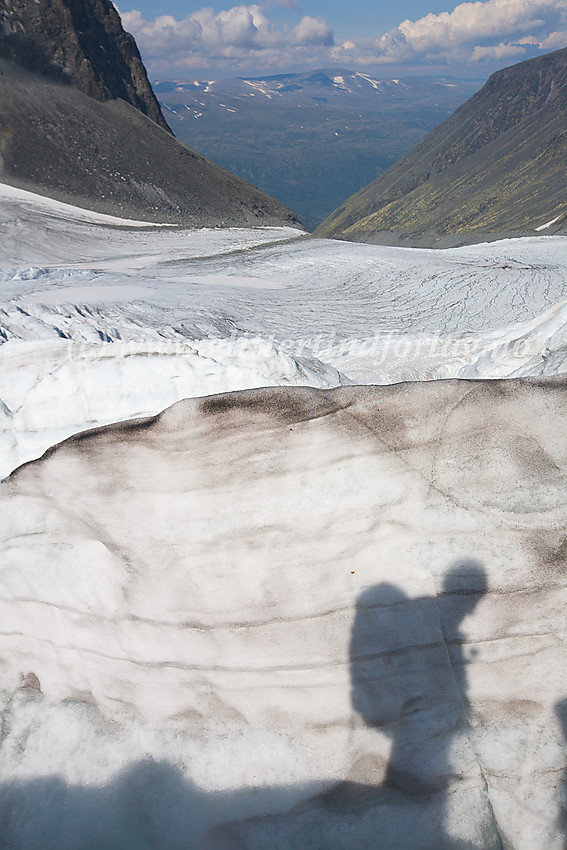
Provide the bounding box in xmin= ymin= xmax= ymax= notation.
xmin=243 ymin=80 xmax=272 ymax=95
xmin=355 ymin=72 xmax=383 ymax=89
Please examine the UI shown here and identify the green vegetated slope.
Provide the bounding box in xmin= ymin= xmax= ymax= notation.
xmin=316 ymin=48 xmax=567 ymax=245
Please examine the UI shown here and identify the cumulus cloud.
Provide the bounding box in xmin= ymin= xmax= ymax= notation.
xmin=471 ymin=41 xmax=528 ymax=61
xmin=119 ymin=4 xmax=334 ymax=73
xmin=291 ymin=15 xmax=333 ymax=46
xmin=118 ymin=0 xmax=567 ymax=76
xmin=539 ymin=28 xmax=567 ymax=46
xmin=352 ymin=0 xmax=567 ymax=66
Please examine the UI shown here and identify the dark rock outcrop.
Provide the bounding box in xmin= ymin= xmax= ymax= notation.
xmin=0 ymin=0 xmax=169 ymax=131
xmin=316 ymin=47 xmax=567 ymax=246
xmin=0 ymin=0 xmax=301 ymax=227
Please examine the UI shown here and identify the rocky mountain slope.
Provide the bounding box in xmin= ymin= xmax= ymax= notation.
xmin=316 ymin=48 xmax=567 ymax=246
xmin=0 ymin=0 xmax=169 ymax=131
xmin=0 ymin=0 xmax=300 ymax=227
xmin=160 ymin=70 xmax=479 ymax=231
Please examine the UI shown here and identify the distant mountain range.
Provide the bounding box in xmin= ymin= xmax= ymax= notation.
xmin=317 ymin=48 xmax=567 ymax=246
xmin=0 ymin=0 xmax=299 ymax=228
xmin=157 ymin=70 xmax=480 ymax=231
xmin=3 ymin=0 xmax=562 ymax=243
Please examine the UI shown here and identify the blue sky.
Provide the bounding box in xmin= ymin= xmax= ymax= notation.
xmin=117 ymin=0 xmax=567 ymax=80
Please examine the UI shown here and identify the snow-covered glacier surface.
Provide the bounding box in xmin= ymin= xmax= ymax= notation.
xmin=0 ymin=185 xmax=566 ymax=848
xmin=2 ymin=183 xmax=567 ymax=476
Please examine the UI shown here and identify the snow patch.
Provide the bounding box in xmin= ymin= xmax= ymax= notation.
xmin=0 ymin=183 xmax=174 ymax=228
xmin=20 ymin=286 xmax=157 ymax=305
xmin=535 ymin=213 xmax=563 ymax=231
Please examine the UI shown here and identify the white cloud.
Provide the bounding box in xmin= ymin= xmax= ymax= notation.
xmin=399 ymin=0 xmax=545 ymax=46
xmin=214 ymin=7 xmax=266 ymax=49
xmin=118 ymin=0 xmax=567 ymax=76
xmin=471 ymin=41 xmax=528 ymax=61
xmin=120 ymin=5 xmax=334 ymax=72
xmin=291 ymin=16 xmax=333 ymax=46
xmin=358 ymin=0 xmax=567 ymax=65
xmin=539 ymin=28 xmax=567 ymax=46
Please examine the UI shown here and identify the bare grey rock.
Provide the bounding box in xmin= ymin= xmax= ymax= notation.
xmin=0 ymin=0 xmax=169 ymax=130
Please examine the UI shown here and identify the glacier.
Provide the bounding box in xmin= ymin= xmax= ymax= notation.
xmin=0 ymin=184 xmax=566 ymax=848
xmin=2 ymin=184 xmax=567 ymax=478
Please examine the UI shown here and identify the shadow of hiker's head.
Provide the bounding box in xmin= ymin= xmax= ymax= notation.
xmin=440 ymin=559 xmax=488 ymax=633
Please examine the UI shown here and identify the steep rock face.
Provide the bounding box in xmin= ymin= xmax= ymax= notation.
xmin=0 ymin=382 xmax=566 ymax=848
xmin=316 ymin=47 xmax=567 ymax=246
xmin=0 ymin=0 xmax=301 ymax=226
xmin=0 ymin=0 xmax=169 ymax=130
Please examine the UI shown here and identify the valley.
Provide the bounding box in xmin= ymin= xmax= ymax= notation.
xmin=158 ymin=70 xmax=480 ymax=230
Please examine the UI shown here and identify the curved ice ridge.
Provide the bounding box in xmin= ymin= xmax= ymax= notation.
xmin=2 ymin=296 xmax=567 ymax=478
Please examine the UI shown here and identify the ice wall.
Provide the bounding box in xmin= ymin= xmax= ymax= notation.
xmin=0 ymin=382 xmax=565 ymax=848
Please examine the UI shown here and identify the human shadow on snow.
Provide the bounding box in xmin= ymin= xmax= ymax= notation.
xmin=556 ymin=698 xmax=567 ymax=841
xmin=214 ymin=560 xmax=499 ymax=849
xmin=0 ymin=560 xmax=555 ymax=849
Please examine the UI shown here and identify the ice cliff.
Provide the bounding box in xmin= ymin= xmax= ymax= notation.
xmin=0 ymin=382 xmax=565 ymax=847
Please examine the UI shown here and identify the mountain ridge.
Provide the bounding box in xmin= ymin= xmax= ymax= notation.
xmin=0 ymin=0 xmax=300 ymax=227
xmin=0 ymin=0 xmax=170 ymax=131
xmin=316 ymin=47 xmax=567 ymax=245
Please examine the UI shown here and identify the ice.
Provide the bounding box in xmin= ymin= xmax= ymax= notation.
xmin=0 ymin=183 xmax=566 ymax=848
xmin=0 ymin=337 xmax=350 ymax=479
xmin=2 ymin=184 xmax=567 ymax=476
xmin=0 ymin=181 xmax=175 ymax=228
xmin=0 ymin=382 xmax=566 ymax=848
